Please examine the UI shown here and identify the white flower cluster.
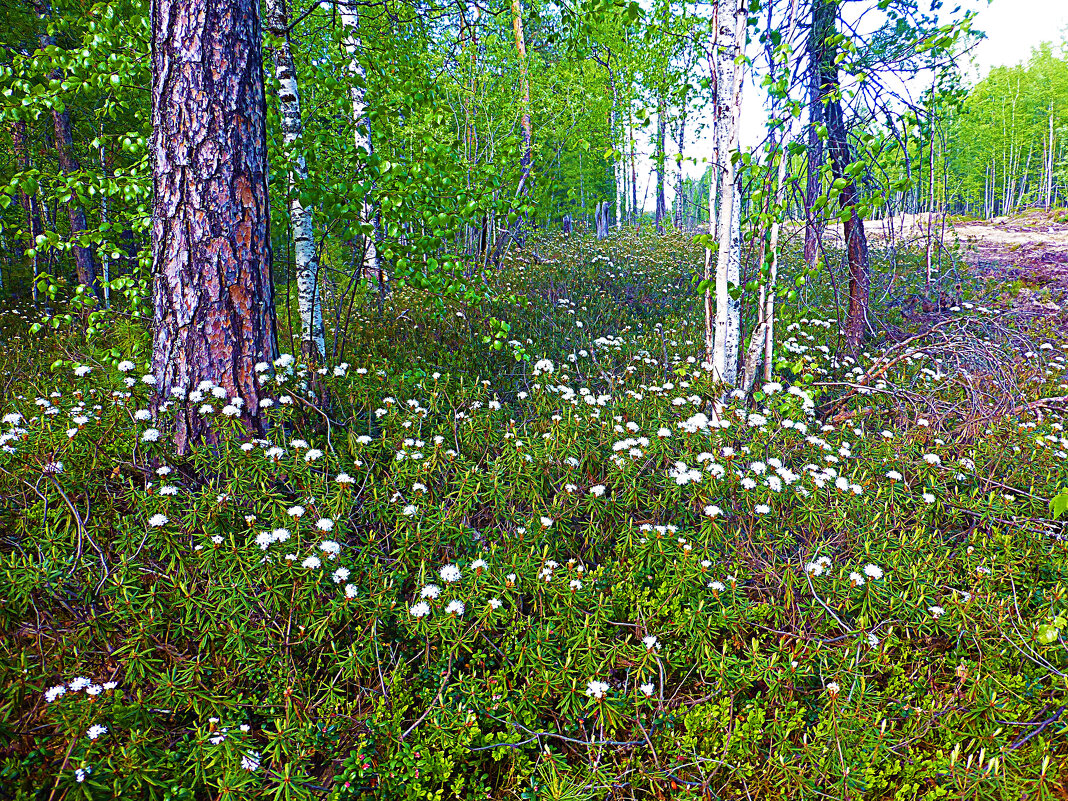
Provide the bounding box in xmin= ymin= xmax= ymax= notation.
xmin=45 ymin=676 xmax=119 ymax=703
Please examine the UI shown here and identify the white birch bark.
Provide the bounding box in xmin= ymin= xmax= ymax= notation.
xmin=741 ymin=127 xmax=792 ymax=393
xmin=675 ymin=103 xmax=687 ymax=228
xmin=338 ymin=1 xmax=383 ymax=293
xmin=1046 ymin=107 xmax=1055 ymax=212
xmin=723 ymin=182 xmax=742 ymax=383
xmin=609 ymin=69 xmax=622 ymax=228
xmin=267 ymin=0 xmax=325 ymax=358
xmin=710 ymin=0 xmax=746 ymax=387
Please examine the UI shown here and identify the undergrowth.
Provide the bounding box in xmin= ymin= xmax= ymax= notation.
xmin=0 ymin=230 xmax=1066 ymax=800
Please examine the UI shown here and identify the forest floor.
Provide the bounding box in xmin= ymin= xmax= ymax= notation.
xmin=824 ymin=210 xmax=1068 ymax=313
xmin=953 ymin=210 xmax=1068 ymax=308
xmin=1 ymin=232 xmax=1067 ymax=798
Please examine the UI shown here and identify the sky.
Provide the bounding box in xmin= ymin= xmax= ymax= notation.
xmin=629 ymin=0 xmax=1068 ymax=215
xmin=967 ymin=0 xmax=1068 ymax=77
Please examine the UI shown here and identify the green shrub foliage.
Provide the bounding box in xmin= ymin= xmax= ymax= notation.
xmin=0 ymin=233 xmax=1066 ymax=799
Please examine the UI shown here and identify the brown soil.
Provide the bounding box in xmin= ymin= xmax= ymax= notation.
xmin=952 ymin=210 xmax=1068 ymax=294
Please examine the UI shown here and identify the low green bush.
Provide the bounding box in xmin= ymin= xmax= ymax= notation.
xmin=0 ymin=233 xmax=1065 ymax=800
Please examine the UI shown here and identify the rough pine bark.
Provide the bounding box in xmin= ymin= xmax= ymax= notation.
xmin=812 ymin=0 xmax=869 ymax=349
xmin=32 ymin=0 xmax=102 ymax=300
xmin=266 ymin=0 xmax=324 ymax=361
xmin=151 ymin=0 xmax=278 ymax=454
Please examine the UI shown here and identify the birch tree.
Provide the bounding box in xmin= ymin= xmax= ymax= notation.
xmin=512 ymin=0 xmax=533 ymax=246
xmin=337 ymin=1 xmax=384 ymax=292
xmin=741 ymin=0 xmax=799 ymax=394
xmin=708 ymin=0 xmax=746 ymax=387
xmin=654 ymin=89 xmax=667 ymax=232
xmin=266 ymin=0 xmax=324 ymax=360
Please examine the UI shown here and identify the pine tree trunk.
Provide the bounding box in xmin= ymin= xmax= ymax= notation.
xmin=33 ymin=0 xmax=102 ymax=301
xmin=151 ymin=0 xmax=277 ymax=454
xmin=813 ymin=0 xmax=869 ymax=349
xmin=267 ymin=0 xmax=324 ymax=361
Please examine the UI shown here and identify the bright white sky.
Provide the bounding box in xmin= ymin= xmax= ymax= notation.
xmin=968 ymin=0 xmax=1068 ymax=76
xmin=626 ymin=0 xmax=1068 ymax=215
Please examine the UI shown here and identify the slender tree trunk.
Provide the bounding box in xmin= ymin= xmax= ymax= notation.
xmin=629 ymin=102 xmax=638 ymax=225
xmin=710 ymin=0 xmax=745 ymax=386
xmin=99 ymin=133 xmax=111 ymax=308
xmin=267 ymin=0 xmax=324 ymax=361
xmin=654 ymin=89 xmax=667 ymax=233
xmin=33 ymin=0 xmax=102 ymax=301
xmin=675 ymin=99 xmax=688 ymax=229
xmin=703 ymin=176 xmax=717 ymax=368
xmin=464 ymin=9 xmax=482 ymax=255
xmin=925 ymin=108 xmax=935 ymax=289
xmin=338 ymin=2 xmax=384 ymax=291
xmin=151 ymin=0 xmax=278 ymax=454
xmin=813 ymin=0 xmax=869 ymax=349
xmin=986 ymin=156 xmax=995 ymax=217
xmin=725 ymin=179 xmax=742 ymax=371
xmin=511 ymin=0 xmax=532 ymax=246
xmin=120 ymin=227 xmax=139 ymax=276
xmin=1017 ymin=143 xmax=1032 ymax=210
xmin=1046 ymin=106 xmax=1055 ymax=212
xmin=607 ymin=64 xmax=622 ymax=228
xmin=11 ymin=121 xmax=44 ymax=303
xmin=744 ymin=0 xmax=798 ymax=392
xmin=803 ymin=30 xmax=824 ymax=269
xmin=763 ymin=158 xmax=788 ymax=383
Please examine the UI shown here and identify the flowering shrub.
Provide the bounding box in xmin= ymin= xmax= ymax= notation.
xmin=0 ymin=233 xmax=1066 ymax=799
